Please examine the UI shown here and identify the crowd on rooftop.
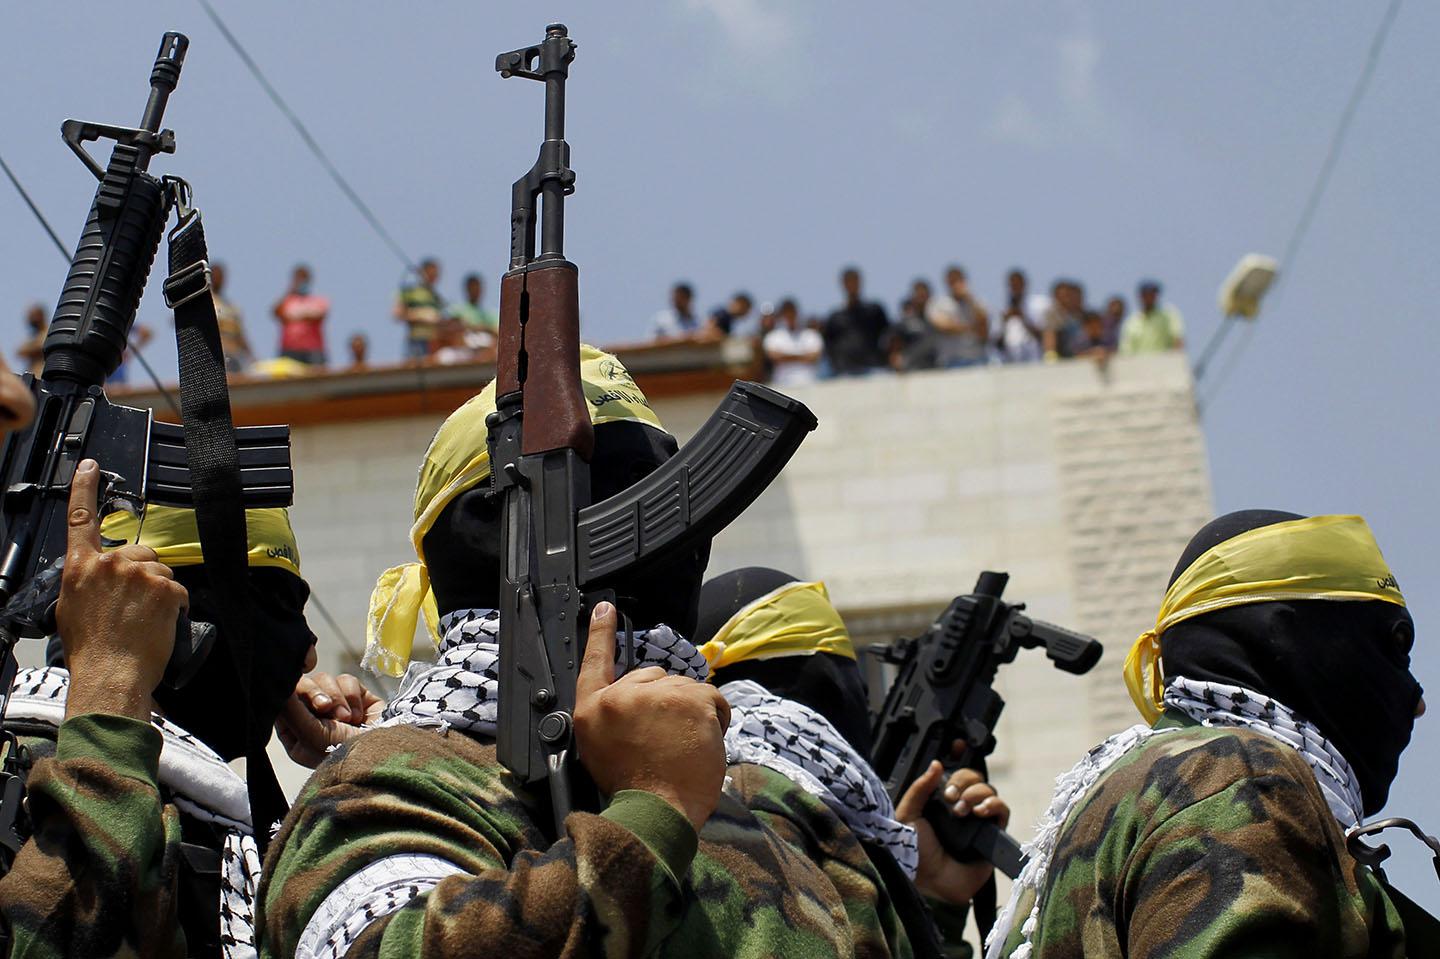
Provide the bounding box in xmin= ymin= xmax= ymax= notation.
xmin=650 ymin=265 xmax=1186 ymax=387
xmin=13 ymin=257 xmax=501 ymax=384
xmin=15 ymin=260 xmax=1183 ymax=388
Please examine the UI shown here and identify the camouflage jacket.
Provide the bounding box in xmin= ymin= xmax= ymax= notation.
xmin=992 ymin=711 xmax=1408 ymax=958
xmin=258 ymin=723 xmax=913 ymax=958
xmin=0 ymin=714 xmax=190 ymax=959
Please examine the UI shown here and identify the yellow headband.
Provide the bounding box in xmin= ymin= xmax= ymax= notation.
xmin=699 ymin=580 xmax=856 ymax=673
xmin=101 ymin=505 xmax=302 ymax=578
xmin=365 ymin=344 xmax=665 ymax=676
xmin=1124 ymin=514 xmax=1405 ymax=723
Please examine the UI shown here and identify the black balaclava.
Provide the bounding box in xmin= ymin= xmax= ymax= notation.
xmin=1158 ymin=510 xmax=1423 ymax=814
xmin=695 ymin=566 xmax=875 ymax=759
xmin=423 ymin=420 xmax=712 ymax=638
xmin=152 ymin=566 xmax=318 ymax=761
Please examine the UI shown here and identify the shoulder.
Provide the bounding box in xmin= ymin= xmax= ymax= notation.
xmin=1054 ymin=724 xmax=1335 ymax=878
xmin=1091 ymin=724 xmax=1318 ymax=816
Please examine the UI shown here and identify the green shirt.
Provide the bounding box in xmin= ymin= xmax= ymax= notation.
xmin=449 ymin=301 xmax=499 ymax=332
xmin=1119 ymin=305 xmax=1184 ymax=354
xmin=397 ymin=284 xmax=444 ymax=342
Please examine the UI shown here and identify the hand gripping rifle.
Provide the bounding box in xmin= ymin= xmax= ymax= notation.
xmin=0 ymin=33 xmax=293 ymax=863
xmin=488 ymin=24 xmax=817 ymax=832
xmin=869 ymin=572 xmax=1103 ymax=884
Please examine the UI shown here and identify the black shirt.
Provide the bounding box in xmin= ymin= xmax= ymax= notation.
xmin=823 ymin=300 xmax=891 ymax=374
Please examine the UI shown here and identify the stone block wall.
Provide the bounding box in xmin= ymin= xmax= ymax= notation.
xmin=23 ymin=352 xmax=1215 ymax=832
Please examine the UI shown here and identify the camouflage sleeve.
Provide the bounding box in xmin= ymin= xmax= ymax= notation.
xmin=257 ymin=724 xmax=695 ymax=959
xmin=1017 ymin=727 xmax=1397 ymax=958
xmin=0 ymin=713 xmax=185 ymax=959
xmin=724 ymin=763 xmax=913 ymax=959
xmin=1122 ymin=748 xmax=1372 ymax=958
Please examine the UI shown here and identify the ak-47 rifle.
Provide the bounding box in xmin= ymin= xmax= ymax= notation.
xmin=869 ymin=571 xmax=1103 ymax=880
xmin=488 ymin=24 xmax=818 ymax=831
xmin=0 ymin=33 xmax=293 ymax=865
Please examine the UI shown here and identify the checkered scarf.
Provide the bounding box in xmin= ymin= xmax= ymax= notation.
xmin=720 ymin=679 xmax=919 ymax=876
xmin=986 ymin=674 xmax=1366 ymax=959
xmin=380 ymin=608 xmax=709 ymax=733
xmin=6 ymin=666 xmax=260 ymax=959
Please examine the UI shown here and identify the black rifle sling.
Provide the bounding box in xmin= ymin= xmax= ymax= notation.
xmin=166 ymin=209 xmax=287 ymax=852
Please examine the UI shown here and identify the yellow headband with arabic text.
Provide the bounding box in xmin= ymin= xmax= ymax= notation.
xmin=101 ymin=505 xmax=302 ymax=578
xmin=699 ymin=579 xmax=856 ymax=673
xmin=364 ymin=345 xmax=664 ymax=676
xmin=1124 ymin=514 xmax=1405 ymax=723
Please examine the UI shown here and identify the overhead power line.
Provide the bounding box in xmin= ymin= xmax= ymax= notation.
xmin=1202 ymin=0 xmax=1404 ymax=406
xmin=195 ymin=0 xmax=419 ymax=273
xmin=0 ymin=147 xmax=368 ymax=668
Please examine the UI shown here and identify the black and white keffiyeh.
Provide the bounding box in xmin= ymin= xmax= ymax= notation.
xmin=985 ymin=674 xmax=1367 ymax=959
xmin=6 ymin=666 xmax=261 ymax=959
xmin=381 ymin=607 xmax=711 ymax=734
xmin=720 ymin=678 xmax=919 ymax=876
xmin=310 ymin=607 xmax=916 ymax=957
xmin=303 ymin=609 xmax=713 ymax=959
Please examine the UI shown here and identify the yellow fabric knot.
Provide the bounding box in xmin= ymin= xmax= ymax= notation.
xmin=700 ymin=580 xmax=856 ymax=674
xmin=1124 ymin=514 xmax=1406 ymax=723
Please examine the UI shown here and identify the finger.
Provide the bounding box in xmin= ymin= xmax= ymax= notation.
xmin=65 ymin=459 xmax=103 ymax=560
xmin=575 ymin=601 xmax=617 ymax=701
xmin=137 ymin=561 xmax=176 ymax=582
xmin=611 ymin=665 xmax=669 ymax=688
xmin=293 ymin=675 xmax=334 ymax=713
xmin=305 ymin=673 xmax=349 ymax=718
xmin=941 ymin=767 xmax=985 ymax=804
xmin=110 ymin=543 xmax=161 ymax=564
xmin=972 ymin=796 xmax=1011 ymax=829
xmin=896 ymin=760 xmax=946 ymax=822
xmin=277 ymin=694 xmax=327 ymax=765
xmin=705 ymin=684 xmax=731 ymax=732
xmin=162 ymin=581 xmax=189 ymax=614
xmin=958 ymin=782 xmax=996 ymax=807
xmin=336 ymin=673 xmax=369 ymax=724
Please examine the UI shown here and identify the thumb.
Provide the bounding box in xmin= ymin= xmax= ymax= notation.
xmin=575 ymin=601 xmax=617 ymax=701
xmin=896 ymin=760 xmax=945 ymax=823
xmin=65 ymin=459 xmax=103 ymax=560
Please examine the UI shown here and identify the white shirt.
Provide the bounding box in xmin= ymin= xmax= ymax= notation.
xmin=763 ymin=325 xmax=823 ymax=387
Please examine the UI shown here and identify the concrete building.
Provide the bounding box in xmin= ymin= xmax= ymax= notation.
xmin=111 ymin=344 xmax=1212 ymax=854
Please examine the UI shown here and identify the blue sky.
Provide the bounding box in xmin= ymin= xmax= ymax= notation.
xmin=4 ymin=2 xmax=1438 ymax=903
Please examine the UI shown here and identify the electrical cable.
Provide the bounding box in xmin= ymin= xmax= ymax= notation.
xmin=1 ymin=147 xmax=370 ymax=670
xmin=1201 ymin=0 xmax=1403 ymax=406
xmin=194 ymin=0 xmax=419 ymax=273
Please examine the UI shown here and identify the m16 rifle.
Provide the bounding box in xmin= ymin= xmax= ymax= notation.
xmin=488 ymin=24 xmax=818 ymax=831
xmin=869 ymin=571 xmax=1103 ymax=880
xmin=0 ymin=33 xmax=294 ymax=863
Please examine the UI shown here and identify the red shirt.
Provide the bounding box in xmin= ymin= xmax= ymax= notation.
xmin=276 ymin=293 xmax=329 ymax=353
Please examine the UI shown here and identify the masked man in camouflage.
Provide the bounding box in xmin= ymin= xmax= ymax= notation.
xmin=258 ymin=346 xmax=926 ymax=958
xmin=695 ymin=567 xmax=1013 ymax=959
xmin=0 ymin=468 xmax=319 ymax=958
xmin=987 ymin=510 xmax=1428 ymax=959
